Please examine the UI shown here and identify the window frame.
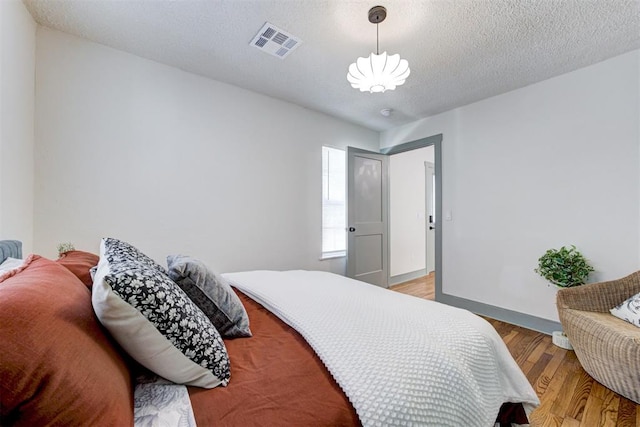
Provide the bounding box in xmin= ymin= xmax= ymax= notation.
xmin=321 ymin=146 xmax=346 ymax=259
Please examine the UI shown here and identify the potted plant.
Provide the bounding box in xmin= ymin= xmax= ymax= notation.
xmin=57 ymin=242 xmax=75 ymax=257
xmin=536 ymin=245 xmax=594 ymax=350
xmin=535 ymin=245 xmax=594 ymax=288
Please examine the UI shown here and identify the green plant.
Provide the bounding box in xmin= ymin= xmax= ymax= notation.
xmin=535 ymin=245 xmax=594 ymax=287
xmin=57 ymin=242 xmax=75 ymax=256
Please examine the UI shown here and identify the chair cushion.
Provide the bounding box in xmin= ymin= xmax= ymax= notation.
xmin=564 ymin=309 xmax=640 ymax=341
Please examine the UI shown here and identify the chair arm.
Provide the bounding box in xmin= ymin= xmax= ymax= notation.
xmin=556 ymin=271 xmax=640 ymax=312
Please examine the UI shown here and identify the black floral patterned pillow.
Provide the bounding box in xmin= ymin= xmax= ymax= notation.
xmin=92 ymin=238 xmax=230 ymax=388
xmin=103 ymin=237 xmax=167 ymax=273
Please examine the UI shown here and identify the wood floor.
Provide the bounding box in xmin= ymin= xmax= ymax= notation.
xmin=389 ymin=274 xmax=639 ymax=427
xmin=389 ymin=273 xmax=435 ymax=299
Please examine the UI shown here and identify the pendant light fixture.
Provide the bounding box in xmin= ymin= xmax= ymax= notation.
xmin=347 ymin=6 xmax=410 ymax=93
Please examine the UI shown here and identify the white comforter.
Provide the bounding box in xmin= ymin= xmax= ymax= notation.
xmin=224 ymin=270 xmax=539 ymax=427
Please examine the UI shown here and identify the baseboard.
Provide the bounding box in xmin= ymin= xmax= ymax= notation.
xmin=437 ymin=292 xmax=562 ymax=335
xmin=389 ymin=269 xmax=428 ymax=286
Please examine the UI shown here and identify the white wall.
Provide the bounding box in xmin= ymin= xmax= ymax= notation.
xmin=381 ymin=50 xmax=640 ymax=322
xmin=0 ymin=0 xmax=36 ymax=254
xmin=389 ymin=146 xmax=434 ymax=277
xmin=34 ymin=28 xmax=379 ymax=273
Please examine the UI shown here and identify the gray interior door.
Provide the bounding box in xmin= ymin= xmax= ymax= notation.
xmin=346 ymin=147 xmax=389 ymax=287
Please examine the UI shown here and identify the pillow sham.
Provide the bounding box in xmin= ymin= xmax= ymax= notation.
xmin=0 ymin=256 xmax=134 ymax=425
xmin=167 ymin=255 xmax=251 ymax=338
xmin=610 ymin=292 xmax=640 ymax=327
xmin=56 ymin=250 xmax=100 ymax=288
xmin=93 ymin=238 xmax=230 ymax=388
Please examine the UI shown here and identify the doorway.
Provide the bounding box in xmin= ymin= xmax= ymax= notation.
xmin=346 ymin=134 xmax=442 ymax=295
xmin=381 ymin=134 xmax=443 ymax=300
xmin=388 ymin=147 xmax=435 ymax=285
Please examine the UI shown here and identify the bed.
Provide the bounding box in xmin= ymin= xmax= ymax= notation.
xmin=0 ymin=239 xmax=539 ymax=426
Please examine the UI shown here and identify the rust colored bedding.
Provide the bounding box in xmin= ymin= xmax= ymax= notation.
xmin=187 ymin=290 xmax=361 ymax=427
xmin=189 ymin=290 xmax=529 ymax=426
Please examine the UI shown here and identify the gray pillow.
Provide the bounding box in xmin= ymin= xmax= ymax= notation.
xmin=167 ymin=255 xmax=251 ymax=338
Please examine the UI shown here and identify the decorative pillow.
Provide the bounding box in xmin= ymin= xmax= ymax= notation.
xmin=102 ymin=237 xmax=167 ymax=273
xmin=610 ymin=292 xmax=640 ymax=327
xmin=167 ymin=255 xmax=252 ymax=338
xmin=56 ymin=250 xmax=100 ymax=288
xmin=0 ymin=256 xmax=134 ymax=425
xmin=92 ymin=238 xmax=230 ymax=388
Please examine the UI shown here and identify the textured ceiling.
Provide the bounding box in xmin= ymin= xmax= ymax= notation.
xmin=23 ymin=0 xmax=640 ymax=132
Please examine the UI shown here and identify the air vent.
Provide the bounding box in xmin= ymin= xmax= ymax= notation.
xmin=250 ymin=22 xmax=302 ymax=59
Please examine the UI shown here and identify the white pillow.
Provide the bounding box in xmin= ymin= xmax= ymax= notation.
xmin=92 ymin=238 xmax=231 ymax=388
xmin=0 ymin=257 xmax=25 ymax=273
xmin=610 ymin=292 xmax=640 ymax=328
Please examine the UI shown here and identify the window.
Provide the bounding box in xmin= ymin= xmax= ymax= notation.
xmin=322 ymin=146 xmax=346 ymax=258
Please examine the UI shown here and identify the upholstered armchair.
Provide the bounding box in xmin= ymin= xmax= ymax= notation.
xmin=556 ymin=271 xmax=640 ymax=404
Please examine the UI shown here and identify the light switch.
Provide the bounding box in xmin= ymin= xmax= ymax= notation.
xmin=445 ymin=211 xmax=452 ymax=221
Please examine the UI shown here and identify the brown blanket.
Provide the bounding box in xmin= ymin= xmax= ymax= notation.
xmin=188 ymin=290 xmax=360 ymax=426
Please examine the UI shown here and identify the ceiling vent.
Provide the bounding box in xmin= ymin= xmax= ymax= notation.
xmin=250 ymin=22 xmax=302 ymax=59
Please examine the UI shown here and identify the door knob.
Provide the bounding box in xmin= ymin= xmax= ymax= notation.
xmin=348 ymin=227 xmax=356 ymax=232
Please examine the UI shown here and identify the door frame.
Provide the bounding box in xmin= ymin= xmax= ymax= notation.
xmin=424 ymin=161 xmax=435 ymax=274
xmin=381 ymin=134 xmax=443 ymax=300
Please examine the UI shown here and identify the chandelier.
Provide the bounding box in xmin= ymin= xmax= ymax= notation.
xmin=347 ymin=6 xmax=410 ymax=93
